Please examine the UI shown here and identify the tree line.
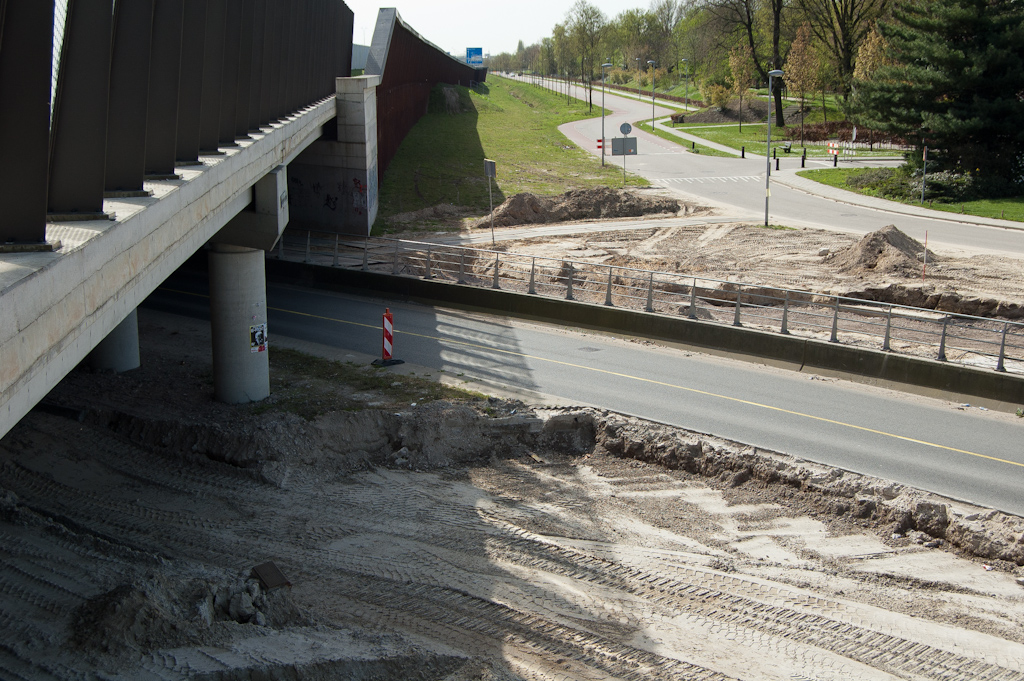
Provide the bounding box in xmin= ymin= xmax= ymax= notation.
xmin=487 ymin=0 xmax=1024 ymax=191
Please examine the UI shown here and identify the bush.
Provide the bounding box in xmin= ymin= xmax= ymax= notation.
xmin=841 ymin=166 xmax=1017 ymax=203
xmin=704 ymin=84 xmax=731 ymax=110
xmin=844 ymin=167 xmax=917 ymax=201
xmin=610 ymin=68 xmax=630 ymax=85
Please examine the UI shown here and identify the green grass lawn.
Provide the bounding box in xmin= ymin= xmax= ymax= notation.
xmin=376 ymin=78 xmax=646 ymax=231
xmin=665 ymin=119 xmax=897 ymax=159
xmin=635 ymin=121 xmax=737 ymax=157
xmin=798 ymin=168 xmax=1024 ymax=222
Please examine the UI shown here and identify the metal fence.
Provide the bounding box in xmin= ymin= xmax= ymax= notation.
xmin=276 ymin=231 xmax=1024 ymax=376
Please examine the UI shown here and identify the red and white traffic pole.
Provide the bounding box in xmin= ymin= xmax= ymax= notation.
xmin=382 ymin=308 xmax=393 ymax=360
xmin=372 ymin=308 xmax=404 ymax=366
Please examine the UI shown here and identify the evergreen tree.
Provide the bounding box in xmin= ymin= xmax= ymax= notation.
xmin=849 ymin=0 xmax=1024 ymax=187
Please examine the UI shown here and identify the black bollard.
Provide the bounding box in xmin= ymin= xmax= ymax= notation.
xmin=741 ymin=146 xmax=745 ymax=158
xmin=776 ymin=158 xmax=780 ymax=171
xmin=833 ymin=153 xmax=838 ymax=167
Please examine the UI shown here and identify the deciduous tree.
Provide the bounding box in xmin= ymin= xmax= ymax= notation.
xmin=786 ymin=24 xmax=819 ymax=143
xmin=851 ymin=23 xmax=887 ymax=81
xmin=729 ymin=45 xmax=755 ymax=130
xmin=700 ymin=0 xmax=790 ymax=125
xmin=796 ymin=0 xmax=888 ymax=96
xmin=567 ymin=0 xmax=608 ymax=111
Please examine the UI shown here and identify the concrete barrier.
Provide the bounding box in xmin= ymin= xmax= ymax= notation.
xmin=265 ymin=261 xmax=1024 ymax=411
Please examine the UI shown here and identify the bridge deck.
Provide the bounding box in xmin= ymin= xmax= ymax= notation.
xmin=0 ymin=99 xmax=336 ymax=439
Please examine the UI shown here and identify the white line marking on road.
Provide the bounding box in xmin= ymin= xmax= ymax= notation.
xmin=655 ymin=176 xmax=761 ymax=185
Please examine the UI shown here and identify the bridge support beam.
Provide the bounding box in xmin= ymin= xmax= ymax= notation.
xmin=209 ymin=245 xmax=270 ymax=404
xmin=88 ymin=310 xmax=140 ymax=373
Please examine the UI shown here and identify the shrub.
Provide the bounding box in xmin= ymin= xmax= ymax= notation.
xmin=844 ymin=167 xmax=917 ymax=201
xmin=704 ymin=84 xmax=731 ymax=110
xmin=610 ymin=68 xmax=630 ymax=85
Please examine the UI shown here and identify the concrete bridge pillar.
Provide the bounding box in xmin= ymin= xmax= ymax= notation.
xmin=208 ymin=244 xmax=270 ymax=404
xmin=88 ymin=309 xmax=140 ymax=372
xmin=206 ymin=166 xmax=287 ymax=404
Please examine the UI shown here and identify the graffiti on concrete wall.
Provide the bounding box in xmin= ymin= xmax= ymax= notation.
xmin=351 ymin=177 xmax=368 ymax=215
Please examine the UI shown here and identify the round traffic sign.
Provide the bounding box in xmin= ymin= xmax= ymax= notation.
xmin=619 ymin=122 xmax=632 ymax=135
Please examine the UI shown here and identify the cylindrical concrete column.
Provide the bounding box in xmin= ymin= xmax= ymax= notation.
xmin=89 ymin=308 xmax=141 ymax=372
xmin=209 ymin=244 xmax=270 ymax=403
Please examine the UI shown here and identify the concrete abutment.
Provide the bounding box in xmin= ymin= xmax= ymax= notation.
xmin=288 ymin=75 xmax=381 ymax=236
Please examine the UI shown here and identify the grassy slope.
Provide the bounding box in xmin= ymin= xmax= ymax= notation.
xmin=376 ymin=77 xmax=647 ymax=228
xmin=798 ymin=168 xmax=1024 ymax=222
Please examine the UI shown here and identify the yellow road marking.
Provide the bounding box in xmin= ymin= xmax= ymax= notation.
xmin=158 ymin=287 xmax=1022 ymax=469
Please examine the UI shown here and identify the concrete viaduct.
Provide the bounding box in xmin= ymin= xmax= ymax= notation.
xmin=0 ymin=1 xmax=485 ymax=441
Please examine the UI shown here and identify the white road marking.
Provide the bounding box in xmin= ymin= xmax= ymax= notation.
xmin=655 ymin=176 xmax=761 ymax=185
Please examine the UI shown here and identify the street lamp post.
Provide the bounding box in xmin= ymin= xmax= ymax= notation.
xmin=635 ymin=57 xmax=640 ymax=100
xmin=765 ymin=69 xmax=784 ymax=227
xmin=601 ymin=62 xmax=612 ymax=166
xmin=647 ymin=60 xmax=656 ymax=129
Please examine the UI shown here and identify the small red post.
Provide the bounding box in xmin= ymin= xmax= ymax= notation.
xmin=922 ymin=231 xmax=928 ymax=280
xmin=382 ymin=308 xmax=394 ymax=360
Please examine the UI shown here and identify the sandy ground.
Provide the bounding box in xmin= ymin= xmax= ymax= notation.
xmin=2 ymin=308 xmax=1023 ymax=681
xmin=392 ymin=188 xmax=1024 ymax=317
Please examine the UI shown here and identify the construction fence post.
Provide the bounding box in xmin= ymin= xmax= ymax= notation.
xmin=996 ymin=322 xmax=1008 ymax=372
xmin=781 ymin=290 xmax=789 ymax=334
xmin=883 ymin=307 xmax=892 ymax=351
xmin=830 ymin=297 xmax=840 ymax=342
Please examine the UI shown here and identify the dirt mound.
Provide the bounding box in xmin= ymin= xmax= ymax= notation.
xmin=826 ymin=225 xmax=935 ymax=276
xmin=478 ymin=188 xmax=681 ymax=228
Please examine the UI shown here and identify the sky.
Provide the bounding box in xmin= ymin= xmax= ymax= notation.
xmin=343 ymin=0 xmax=647 ymax=57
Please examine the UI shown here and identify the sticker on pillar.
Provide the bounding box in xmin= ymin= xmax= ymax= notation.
xmin=250 ymin=324 xmax=268 ymax=353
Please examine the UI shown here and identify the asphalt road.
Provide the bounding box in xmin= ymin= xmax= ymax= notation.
xmin=147 ymin=273 xmax=1024 ymax=516
xmin=507 ymin=74 xmax=1024 ymax=257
